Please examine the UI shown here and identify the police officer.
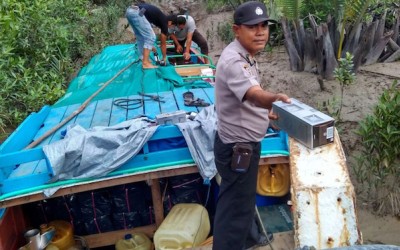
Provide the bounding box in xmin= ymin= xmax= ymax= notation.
xmin=213 ymin=2 xmax=291 ymax=249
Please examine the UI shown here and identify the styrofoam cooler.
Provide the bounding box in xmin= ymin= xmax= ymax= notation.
xmin=153 ymin=203 xmax=210 ymax=250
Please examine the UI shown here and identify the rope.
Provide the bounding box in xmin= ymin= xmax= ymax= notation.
xmin=113 ymin=98 xmax=143 ymax=110
xmin=25 ymin=59 xmax=139 ymax=149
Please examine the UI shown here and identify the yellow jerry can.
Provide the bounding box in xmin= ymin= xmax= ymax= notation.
xmin=257 ymin=164 xmax=290 ymax=197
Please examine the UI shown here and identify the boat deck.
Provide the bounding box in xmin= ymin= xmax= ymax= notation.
xmin=0 ymin=86 xmax=288 ymax=204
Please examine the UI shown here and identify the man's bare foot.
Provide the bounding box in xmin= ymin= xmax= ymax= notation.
xmin=142 ymin=63 xmax=158 ymax=69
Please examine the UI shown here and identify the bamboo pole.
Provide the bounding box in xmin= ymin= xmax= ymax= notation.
xmin=25 ymin=60 xmax=138 ymax=149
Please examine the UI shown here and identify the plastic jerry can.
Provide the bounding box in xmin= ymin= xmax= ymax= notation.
xmin=153 ymin=203 xmax=210 ymax=250
xmin=43 ymin=220 xmax=74 ymax=250
xmin=115 ymin=233 xmax=153 ymax=250
xmin=257 ymin=164 xmax=290 ymax=197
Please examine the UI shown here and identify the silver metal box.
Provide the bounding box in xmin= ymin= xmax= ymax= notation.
xmin=156 ymin=110 xmax=187 ymax=125
xmin=272 ymin=98 xmax=335 ymax=149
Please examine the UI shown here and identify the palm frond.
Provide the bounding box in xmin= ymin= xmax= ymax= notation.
xmin=344 ymin=0 xmax=371 ymax=24
xmin=333 ymin=0 xmax=346 ymax=21
xmin=276 ymin=0 xmax=302 ymax=21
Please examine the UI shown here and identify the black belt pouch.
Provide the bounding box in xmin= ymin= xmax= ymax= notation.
xmin=231 ymin=143 xmax=253 ymax=173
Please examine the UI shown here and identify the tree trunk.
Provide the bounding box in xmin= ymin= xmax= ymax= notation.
xmin=342 ymin=23 xmax=363 ymax=57
xmin=392 ymin=12 xmax=399 ymax=45
xmin=353 ymin=22 xmax=378 ymax=71
xmin=373 ymin=10 xmax=387 ymax=47
xmin=327 ymin=15 xmax=339 ymax=58
xmin=281 ymin=18 xmax=303 ymax=71
xmin=320 ymin=23 xmax=338 ymax=80
xmin=303 ymin=28 xmax=318 ymax=72
xmin=388 ymin=38 xmax=400 ymax=52
xmin=384 ymin=49 xmax=400 ymax=63
xmin=364 ymin=31 xmax=394 ymax=66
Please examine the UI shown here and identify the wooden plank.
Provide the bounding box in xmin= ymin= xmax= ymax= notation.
xmin=158 ymin=91 xmax=179 ymax=114
xmin=202 ymin=88 xmax=215 ymax=104
xmin=150 ymin=179 xmax=164 ymax=227
xmin=90 ymin=98 xmax=113 ymax=127
xmin=126 ymin=94 xmax=145 ymax=120
xmin=35 ymin=105 xmax=68 ymax=147
xmin=73 ymin=101 xmax=97 ymax=129
xmin=109 ymin=97 xmax=128 ymax=126
xmin=174 ymin=65 xmax=210 ymax=77
xmin=83 ymin=224 xmax=156 ymax=248
xmin=143 ymin=92 xmax=162 ymax=119
xmin=0 ymin=165 xmax=199 ymax=208
xmin=0 ymin=106 xmax=51 ymax=154
xmin=5 ymin=105 xmax=66 ymax=181
xmin=0 ymin=154 xmax=286 ymax=208
xmin=28 ymin=102 xmax=96 ymax=183
xmin=48 ymin=103 xmax=81 ymax=143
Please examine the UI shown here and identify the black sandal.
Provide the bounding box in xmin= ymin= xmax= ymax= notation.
xmin=183 ymin=91 xmax=210 ymax=107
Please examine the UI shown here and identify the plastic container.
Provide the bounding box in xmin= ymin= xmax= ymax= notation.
xmin=45 ymin=220 xmax=75 ymax=250
xmin=257 ymin=164 xmax=290 ymax=197
xmin=153 ymin=203 xmax=210 ymax=250
xmin=115 ymin=233 xmax=153 ymax=250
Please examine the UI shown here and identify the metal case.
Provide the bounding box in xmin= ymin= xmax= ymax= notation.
xmin=155 ymin=110 xmax=187 ymax=125
xmin=272 ymin=98 xmax=335 ymax=149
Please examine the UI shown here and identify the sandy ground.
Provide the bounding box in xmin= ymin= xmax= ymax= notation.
xmin=195 ymin=11 xmax=400 ymax=246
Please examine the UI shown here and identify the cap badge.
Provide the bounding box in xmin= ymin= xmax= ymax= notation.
xmin=255 ymin=7 xmax=263 ymax=15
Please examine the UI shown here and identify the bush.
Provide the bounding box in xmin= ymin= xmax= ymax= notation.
xmin=0 ymin=0 xmax=129 ymax=137
xmin=354 ymin=80 xmax=400 ymax=216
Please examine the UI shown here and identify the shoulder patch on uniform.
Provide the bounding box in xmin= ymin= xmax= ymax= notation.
xmin=241 ymin=63 xmax=252 ymax=77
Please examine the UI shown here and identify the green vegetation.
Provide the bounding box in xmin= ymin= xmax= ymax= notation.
xmin=354 ymin=81 xmax=400 ymax=216
xmin=217 ymin=22 xmax=235 ymax=45
xmin=206 ymin=0 xmax=245 ymax=12
xmin=333 ymin=52 xmax=356 ymax=121
xmin=0 ymin=0 xmax=130 ymax=140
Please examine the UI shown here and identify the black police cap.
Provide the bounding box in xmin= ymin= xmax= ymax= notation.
xmin=234 ymin=1 xmax=276 ymax=25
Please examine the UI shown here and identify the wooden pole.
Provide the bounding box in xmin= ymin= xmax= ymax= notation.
xmin=25 ymin=60 xmax=138 ymax=149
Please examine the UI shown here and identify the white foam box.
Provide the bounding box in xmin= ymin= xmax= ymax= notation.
xmin=272 ymin=98 xmax=335 ymax=149
xmin=289 ymin=129 xmax=362 ymax=249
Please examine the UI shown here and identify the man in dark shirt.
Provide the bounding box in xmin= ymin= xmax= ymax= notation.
xmin=126 ymin=3 xmax=168 ymax=68
xmin=137 ymin=3 xmax=169 ymax=64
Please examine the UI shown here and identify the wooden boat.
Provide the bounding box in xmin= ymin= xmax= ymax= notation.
xmin=0 ymin=42 xmax=361 ymax=250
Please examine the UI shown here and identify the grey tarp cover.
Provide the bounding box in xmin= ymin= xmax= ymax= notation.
xmin=43 ymin=118 xmax=158 ymax=182
xmin=176 ymin=105 xmax=218 ymax=183
xmin=43 ymin=106 xmax=218 ymax=186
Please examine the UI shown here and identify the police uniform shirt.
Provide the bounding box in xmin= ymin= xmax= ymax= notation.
xmin=170 ymin=15 xmax=196 ymax=41
xmin=215 ymin=39 xmax=269 ymax=143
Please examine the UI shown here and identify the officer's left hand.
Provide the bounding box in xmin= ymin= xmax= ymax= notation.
xmin=268 ymin=108 xmax=278 ymax=120
xmin=275 ymin=93 xmax=291 ymax=103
